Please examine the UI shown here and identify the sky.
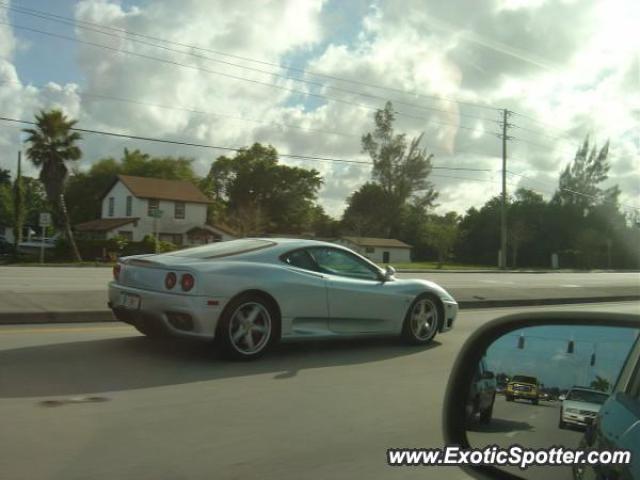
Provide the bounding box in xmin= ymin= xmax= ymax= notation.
xmin=485 ymin=325 xmax=639 ymax=390
xmin=486 ymin=325 xmax=639 ymax=389
xmin=0 ymin=0 xmax=638 ymax=218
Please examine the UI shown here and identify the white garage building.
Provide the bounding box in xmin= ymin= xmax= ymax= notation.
xmin=333 ymin=237 xmax=412 ymax=264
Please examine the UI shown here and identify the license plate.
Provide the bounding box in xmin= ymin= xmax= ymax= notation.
xmin=119 ymin=292 xmax=141 ymax=310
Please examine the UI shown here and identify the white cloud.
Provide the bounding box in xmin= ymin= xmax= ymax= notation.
xmin=0 ymin=0 xmax=637 ymax=219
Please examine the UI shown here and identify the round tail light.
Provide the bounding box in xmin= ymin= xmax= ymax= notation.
xmin=181 ymin=273 xmax=195 ymax=292
xmin=165 ymin=272 xmax=177 ymax=289
xmin=113 ymin=264 xmax=121 ymax=281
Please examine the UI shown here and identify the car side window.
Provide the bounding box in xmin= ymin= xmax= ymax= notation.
xmin=308 ymin=247 xmax=380 ymax=280
xmin=282 ymin=249 xmax=319 ymax=272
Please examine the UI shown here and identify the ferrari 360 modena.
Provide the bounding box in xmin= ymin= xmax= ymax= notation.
xmin=108 ymin=238 xmax=458 ymax=359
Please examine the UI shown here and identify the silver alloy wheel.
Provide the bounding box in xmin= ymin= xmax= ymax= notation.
xmin=228 ymin=302 xmax=272 ymax=355
xmin=410 ymin=298 xmax=438 ymax=340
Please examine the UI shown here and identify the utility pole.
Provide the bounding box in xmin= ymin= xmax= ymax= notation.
xmin=499 ymin=109 xmax=512 ymax=270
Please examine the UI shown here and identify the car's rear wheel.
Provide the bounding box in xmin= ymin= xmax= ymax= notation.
xmin=505 ymin=394 xmax=513 ymax=401
xmin=216 ymin=294 xmax=277 ymax=360
xmin=401 ymin=294 xmax=440 ymax=345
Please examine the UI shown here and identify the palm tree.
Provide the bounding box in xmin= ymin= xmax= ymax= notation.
xmin=590 ymin=376 xmax=610 ymax=393
xmin=23 ymin=109 xmax=83 ymax=261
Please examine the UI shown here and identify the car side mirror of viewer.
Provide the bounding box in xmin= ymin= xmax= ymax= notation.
xmin=442 ymin=311 xmax=640 ymax=480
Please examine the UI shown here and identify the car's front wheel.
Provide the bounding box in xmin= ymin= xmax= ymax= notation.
xmin=558 ymin=411 xmax=566 ymax=429
xmin=479 ymin=395 xmax=495 ymax=424
xmin=216 ymin=294 xmax=277 ymax=360
xmin=401 ymin=294 xmax=440 ymax=345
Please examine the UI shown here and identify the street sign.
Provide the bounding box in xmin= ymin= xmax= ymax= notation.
xmin=39 ymin=212 xmax=52 ymax=227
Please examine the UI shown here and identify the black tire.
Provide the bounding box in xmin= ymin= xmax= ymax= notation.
xmin=215 ymin=293 xmax=279 ymax=360
xmin=401 ymin=294 xmax=441 ymax=345
xmin=558 ymin=416 xmax=566 ymax=429
xmin=505 ymin=394 xmax=513 ymax=402
xmin=479 ymin=395 xmax=495 ymax=424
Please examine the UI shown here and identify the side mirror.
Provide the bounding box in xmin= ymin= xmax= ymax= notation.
xmin=442 ymin=311 xmax=640 ymax=479
xmin=383 ymin=265 xmax=396 ymax=281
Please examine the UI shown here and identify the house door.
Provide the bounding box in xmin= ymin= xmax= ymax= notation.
xmin=382 ymin=251 xmax=390 ymax=263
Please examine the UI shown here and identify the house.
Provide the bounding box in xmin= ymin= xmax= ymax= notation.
xmin=75 ymin=175 xmax=236 ymax=245
xmin=333 ymin=237 xmax=412 ymax=263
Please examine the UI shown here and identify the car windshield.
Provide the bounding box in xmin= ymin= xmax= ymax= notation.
xmin=166 ymin=239 xmax=275 ymax=258
xmin=512 ymin=376 xmax=537 ymax=384
xmin=567 ymin=390 xmax=609 ymax=404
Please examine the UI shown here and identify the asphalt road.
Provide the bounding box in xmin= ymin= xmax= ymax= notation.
xmin=0 ymin=267 xmax=638 ymax=318
xmin=469 ymin=396 xmax=583 ymax=480
xmin=0 ymin=301 xmax=638 ymax=480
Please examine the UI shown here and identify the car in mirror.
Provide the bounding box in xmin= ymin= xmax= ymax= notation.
xmin=443 ymin=311 xmax=640 ymax=480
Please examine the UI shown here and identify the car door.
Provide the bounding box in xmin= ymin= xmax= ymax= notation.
xmin=308 ymin=247 xmax=405 ymax=334
xmin=279 ymin=249 xmax=330 ymax=336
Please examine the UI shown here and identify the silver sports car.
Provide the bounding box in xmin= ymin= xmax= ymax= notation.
xmin=108 ymin=238 xmax=458 ymax=359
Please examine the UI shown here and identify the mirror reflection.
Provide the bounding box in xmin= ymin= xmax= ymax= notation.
xmin=466 ymin=325 xmax=640 ymax=480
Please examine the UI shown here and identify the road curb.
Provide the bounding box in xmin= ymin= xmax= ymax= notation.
xmin=0 ymin=311 xmax=116 ymax=325
xmin=458 ymin=295 xmax=640 ymax=309
xmin=0 ymin=296 xmax=638 ymax=325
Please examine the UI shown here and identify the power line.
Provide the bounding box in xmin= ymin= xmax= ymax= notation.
xmin=0 ymin=78 xmax=357 ymax=140
xmin=1 ymin=5 xmax=492 ymax=122
xmin=506 ymin=170 xmax=640 ymax=211
xmin=0 ymin=1 xmax=500 ymax=114
xmin=0 ymin=77 xmax=498 ymax=161
xmin=1 ymin=21 xmax=487 ymax=134
xmin=0 ymin=114 xmax=491 ymax=173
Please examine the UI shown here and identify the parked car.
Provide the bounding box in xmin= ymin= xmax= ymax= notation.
xmin=465 ymin=357 xmax=497 ymax=424
xmin=505 ymin=374 xmax=539 ymax=404
xmin=559 ymin=386 xmax=609 ymax=429
xmin=108 ymin=238 xmax=459 ymax=359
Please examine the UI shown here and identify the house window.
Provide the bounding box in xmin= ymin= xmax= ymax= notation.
xmin=365 ymin=246 xmax=374 ymax=253
xmin=117 ymin=230 xmax=133 ymax=241
xmin=108 ymin=197 xmax=114 ymax=217
xmin=174 ymin=201 xmax=185 ymax=219
xmin=148 ymin=199 xmax=159 ymax=216
xmin=126 ymin=196 xmax=132 ymax=216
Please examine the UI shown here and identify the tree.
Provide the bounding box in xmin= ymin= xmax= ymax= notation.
xmin=425 ymin=212 xmax=460 ymax=268
xmin=341 ymin=183 xmax=392 ymax=236
xmin=0 ymin=168 xmax=10 ymax=186
xmin=361 ymin=101 xmax=438 ymax=236
xmin=205 ymin=143 xmax=323 ymax=234
xmin=509 ymin=188 xmax=546 ymax=268
xmin=590 ymin=376 xmax=610 ymax=393
xmin=553 ymin=136 xmax=617 ymax=210
xmin=23 ymin=109 xmax=83 ymax=261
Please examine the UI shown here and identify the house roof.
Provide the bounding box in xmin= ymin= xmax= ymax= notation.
xmin=206 ymin=222 xmax=237 ymax=236
xmin=105 ymin=175 xmax=211 ymax=204
xmin=75 ymin=218 xmax=139 ymax=232
xmin=340 ymin=236 xmax=412 ymax=249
